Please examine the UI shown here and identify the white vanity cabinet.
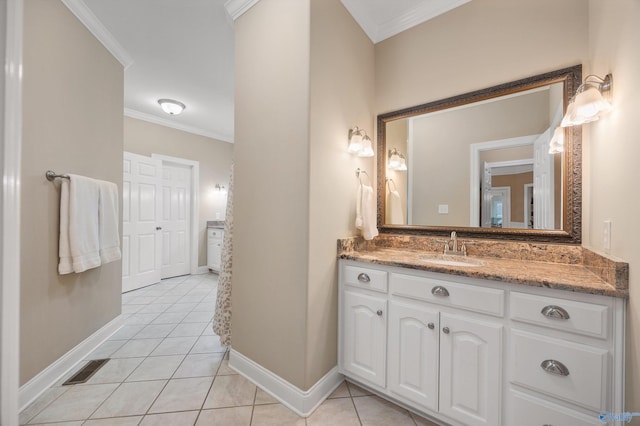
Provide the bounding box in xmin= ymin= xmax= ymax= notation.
xmin=338 ymin=259 xmax=626 ymax=426
xmin=207 ymin=227 xmax=224 ymax=272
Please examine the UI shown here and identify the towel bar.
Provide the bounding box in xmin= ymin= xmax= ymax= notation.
xmin=46 ymin=170 xmax=70 ymax=181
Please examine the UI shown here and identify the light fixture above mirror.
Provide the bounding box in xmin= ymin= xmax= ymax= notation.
xmin=348 ymin=126 xmax=374 ymax=157
xmin=560 ymin=74 xmax=612 ymax=127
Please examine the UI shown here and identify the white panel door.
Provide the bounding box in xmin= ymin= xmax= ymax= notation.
xmin=160 ymin=163 xmax=191 ymax=279
xmin=533 ymin=127 xmax=554 ymax=229
xmin=439 ymin=313 xmax=502 ymax=426
xmin=388 ymin=300 xmax=439 ymax=411
xmin=122 ymin=152 xmax=162 ymax=293
xmin=342 ymin=290 xmax=387 ymax=388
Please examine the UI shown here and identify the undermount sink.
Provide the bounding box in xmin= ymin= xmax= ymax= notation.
xmin=420 ymin=254 xmax=485 ymax=267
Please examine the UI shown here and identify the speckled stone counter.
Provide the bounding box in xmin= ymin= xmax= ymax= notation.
xmin=338 ymin=235 xmax=629 ymax=298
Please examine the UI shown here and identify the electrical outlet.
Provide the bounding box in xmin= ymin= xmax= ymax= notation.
xmin=438 ymin=204 xmax=449 ymax=214
xmin=603 ymin=220 xmax=612 ymax=252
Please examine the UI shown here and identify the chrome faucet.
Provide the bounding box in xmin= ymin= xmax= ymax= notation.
xmin=444 ymin=231 xmax=467 ymax=256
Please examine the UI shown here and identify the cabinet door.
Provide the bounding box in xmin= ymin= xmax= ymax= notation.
xmin=439 ymin=313 xmax=502 ymax=426
xmin=388 ymin=300 xmax=439 ymax=411
xmin=342 ymin=290 xmax=387 ymax=388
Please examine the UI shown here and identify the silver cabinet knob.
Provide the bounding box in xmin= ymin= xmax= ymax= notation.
xmin=156 ymin=226 xmax=162 ymax=230
xmin=376 ymin=310 xmax=383 ymax=316
xmin=541 ymin=305 xmax=570 ymax=320
xmin=357 ymin=273 xmax=371 ymax=283
xmin=427 ymin=322 xmax=435 ymax=330
xmin=442 ymin=327 xmax=450 ymax=334
xmin=431 ymin=286 xmax=450 ymax=297
xmin=540 ymin=359 xmax=570 ymax=376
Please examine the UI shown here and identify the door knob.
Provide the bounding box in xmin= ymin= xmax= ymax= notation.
xmin=442 ymin=327 xmax=450 ymax=334
xmin=376 ymin=310 xmax=383 ymax=316
xmin=156 ymin=226 xmax=162 ymax=230
xmin=427 ymin=322 xmax=435 ymax=330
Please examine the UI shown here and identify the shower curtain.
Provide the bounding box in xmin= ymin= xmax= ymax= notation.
xmin=213 ymin=164 xmax=233 ymax=346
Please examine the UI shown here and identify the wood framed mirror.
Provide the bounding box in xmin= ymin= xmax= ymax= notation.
xmin=377 ymin=65 xmax=582 ymax=243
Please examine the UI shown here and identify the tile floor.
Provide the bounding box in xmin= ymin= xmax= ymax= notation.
xmin=19 ymin=273 xmax=440 ymax=426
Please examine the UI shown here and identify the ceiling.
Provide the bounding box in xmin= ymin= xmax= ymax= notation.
xmin=71 ymin=0 xmax=470 ymax=143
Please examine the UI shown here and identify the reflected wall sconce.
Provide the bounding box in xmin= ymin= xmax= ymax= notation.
xmin=548 ymin=126 xmax=564 ymax=154
xmin=388 ymin=148 xmax=407 ymax=171
xmin=347 ymin=126 xmax=374 ymax=157
xmin=560 ymin=74 xmax=612 ymax=127
xmin=158 ymin=98 xmax=186 ymax=115
xmin=215 ymin=184 xmax=226 ymax=192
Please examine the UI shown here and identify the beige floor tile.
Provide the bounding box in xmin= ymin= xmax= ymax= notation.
xmin=173 ymin=353 xmax=224 ymax=378
xmin=29 ymin=384 xmax=118 ymax=423
xmin=85 ymin=340 xmax=127 ymax=360
xmin=353 ymin=395 xmax=415 ymax=426
xmin=201 ymin=324 xmax=215 ymax=336
xmin=164 ymin=303 xmax=198 ymax=313
xmin=125 ymin=313 xmax=160 ymax=326
xmin=111 ymin=339 xmax=163 ymax=358
xmin=190 ymin=335 xmax=227 ymax=354
xmin=168 ymin=322 xmax=208 ymax=338
xmin=251 ymin=404 xmax=305 ymax=426
xmin=216 ymin=359 xmax=237 ymax=376
xmin=151 ymin=312 xmax=189 ymax=325
xmin=19 ymin=387 xmax=68 ymax=425
xmin=254 ymin=388 xmax=278 ymax=405
xmin=178 ymin=295 xmax=206 ymax=304
xmin=140 ymin=410 xmax=200 ymax=425
xmin=307 ymin=397 xmax=360 ymax=426
xmin=91 ymin=380 xmax=166 ymax=418
xmin=83 ymin=416 xmax=143 ymax=425
xmin=150 ymin=337 xmax=198 ymax=356
xmin=347 ymin=381 xmax=373 ymax=397
xmin=327 ymin=381 xmax=350 ymax=399
xmin=192 ymin=302 xmax=214 ymax=312
xmin=134 ymin=324 xmax=177 ymax=339
xmin=125 ymin=355 xmax=185 ymax=381
xmin=86 ymin=358 xmax=145 ymax=384
xmin=28 ymin=421 xmax=83 ymax=425
xmin=410 ymin=411 xmax=442 ymax=426
xmin=148 ymin=377 xmax=213 ymax=413
xmin=195 ymin=407 xmax=252 ymax=426
xmin=137 ymin=303 xmax=172 ymax=314
xmin=182 ymin=311 xmax=213 ymax=323
xmin=121 ymin=304 xmax=144 ymax=314
xmin=109 ymin=325 xmax=145 ymax=340
xmin=202 ymin=375 xmax=256 ymax=409
xmin=154 ymin=295 xmax=182 ymax=304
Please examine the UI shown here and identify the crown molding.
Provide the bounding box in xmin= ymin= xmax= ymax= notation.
xmin=60 ymin=0 xmax=134 ymax=69
xmin=224 ymin=0 xmax=262 ymax=21
xmin=341 ymin=0 xmax=472 ymax=44
xmin=124 ymin=108 xmax=234 ymax=143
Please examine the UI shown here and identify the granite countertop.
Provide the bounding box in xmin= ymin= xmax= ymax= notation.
xmin=207 ymin=220 xmax=225 ymax=228
xmin=338 ymin=236 xmax=629 ymax=298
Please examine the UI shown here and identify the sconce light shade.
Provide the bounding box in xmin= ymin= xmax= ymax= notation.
xmin=397 ymin=154 xmax=408 ymax=171
xmin=358 ymin=135 xmax=375 ymax=157
xmin=548 ymin=126 xmax=564 ymax=154
xmin=347 ymin=127 xmax=364 ymax=154
xmin=388 ymin=148 xmax=406 ymax=171
xmin=158 ymin=98 xmax=186 ymax=115
xmin=561 ymin=74 xmax=612 ymax=127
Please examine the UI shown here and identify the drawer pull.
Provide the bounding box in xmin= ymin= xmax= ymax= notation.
xmin=376 ymin=310 xmax=383 ymax=317
xmin=540 ymin=359 xmax=570 ymax=376
xmin=541 ymin=305 xmax=570 ymax=320
xmin=427 ymin=322 xmax=435 ymax=330
xmin=442 ymin=326 xmax=450 ymax=334
xmin=357 ymin=273 xmax=371 ymax=283
xmin=431 ymin=286 xmax=449 ymax=297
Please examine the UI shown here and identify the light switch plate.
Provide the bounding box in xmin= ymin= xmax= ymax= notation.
xmin=438 ymin=204 xmax=449 ymax=214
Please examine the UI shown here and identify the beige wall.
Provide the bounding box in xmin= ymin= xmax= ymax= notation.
xmin=123 ymin=117 xmax=233 ymax=267
xmin=307 ymin=0 xmax=374 ymax=387
xmin=586 ymin=0 xmax=640 ymax=414
xmin=385 ymin=120 xmax=407 ymax=224
xmin=232 ymin=0 xmax=311 ymax=389
xmin=20 ymin=0 xmax=123 ymax=385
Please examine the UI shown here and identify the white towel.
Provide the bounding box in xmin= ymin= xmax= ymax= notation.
xmin=361 ymin=184 xmax=378 ymax=240
xmin=98 ymin=180 xmax=121 ymax=264
xmin=59 ymin=174 xmax=101 ymax=274
xmin=355 ymin=184 xmax=363 ymax=229
xmin=386 ymin=189 xmax=405 ymax=225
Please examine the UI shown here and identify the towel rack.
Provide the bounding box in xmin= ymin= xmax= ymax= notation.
xmin=355 ymin=168 xmax=371 ymax=185
xmin=45 ymin=170 xmax=70 ymax=181
xmin=386 ymin=178 xmax=397 ymax=192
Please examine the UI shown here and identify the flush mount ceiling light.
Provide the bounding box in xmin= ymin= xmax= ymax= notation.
xmin=560 ymin=74 xmax=612 ymax=127
xmin=347 ymin=126 xmax=374 ymax=157
xmin=158 ymin=98 xmax=186 ymax=115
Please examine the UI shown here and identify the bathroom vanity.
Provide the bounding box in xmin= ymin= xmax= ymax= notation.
xmin=337 ymin=238 xmax=627 ymax=426
xmin=207 ymin=221 xmax=225 ymax=273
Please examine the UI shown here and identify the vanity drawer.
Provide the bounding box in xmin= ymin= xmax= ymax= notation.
xmin=208 ymin=228 xmax=223 ymax=240
xmin=510 ymin=291 xmax=609 ymax=339
xmin=343 ymin=265 xmax=387 ymax=293
xmin=389 ymin=273 xmax=504 ymax=317
xmin=509 ymin=391 xmax=602 ymax=426
xmin=510 ymin=329 xmax=608 ymax=411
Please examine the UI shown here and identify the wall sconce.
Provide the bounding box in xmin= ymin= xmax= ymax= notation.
xmin=388 ymin=148 xmax=407 ymax=171
xmin=158 ymin=98 xmax=186 ymax=115
xmin=560 ymin=74 xmax=612 ymax=127
xmin=215 ymin=184 xmax=226 ymax=192
xmin=347 ymin=126 xmax=374 ymax=157
xmin=548 ymin=126 xmax=564 ymax=154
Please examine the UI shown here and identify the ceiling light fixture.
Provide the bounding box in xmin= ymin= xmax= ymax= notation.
xmin=560 ymin=74 xmax=612 ymax=127
xmin=158 ymin=98 xmax=186 ymax=115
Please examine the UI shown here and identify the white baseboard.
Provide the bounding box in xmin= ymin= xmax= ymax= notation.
xmin=229 ymin=349 xmax=343 ymax=417
xmin=197 ymin=266 xmax=212 ymax=275
xmin=19 ymin=314 xmax=125 ymax=411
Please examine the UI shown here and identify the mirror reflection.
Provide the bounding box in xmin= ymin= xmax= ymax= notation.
xmin=384 ymin=83 xmax=564 ymax=230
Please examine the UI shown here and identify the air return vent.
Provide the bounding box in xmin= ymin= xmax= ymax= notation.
xmin=62 ymin=359 xmax=109 ymax=385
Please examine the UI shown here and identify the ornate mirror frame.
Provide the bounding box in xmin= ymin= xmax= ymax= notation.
xmin=377 ymin=65 xmax=582 ymax=243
